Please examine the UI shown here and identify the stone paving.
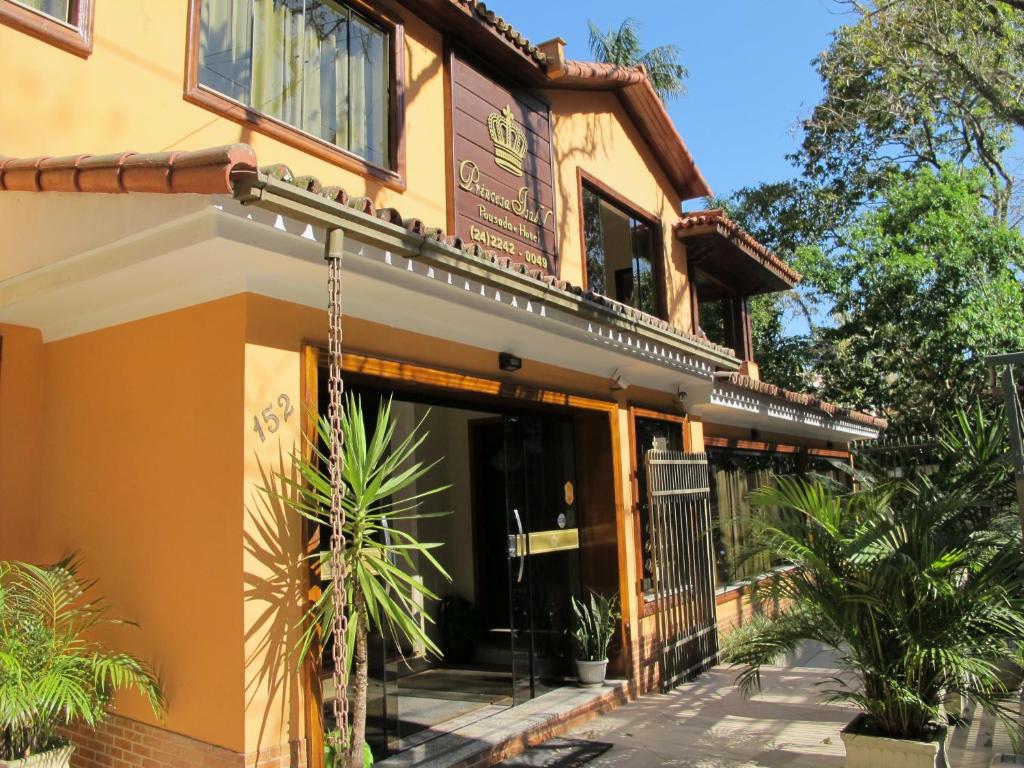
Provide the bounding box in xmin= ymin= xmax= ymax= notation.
xmin=563 ymin=656 xmax=1019 ymax=768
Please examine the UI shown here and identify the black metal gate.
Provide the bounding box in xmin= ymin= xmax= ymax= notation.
xmin=644 ymin=449 xmax=719 ymax=691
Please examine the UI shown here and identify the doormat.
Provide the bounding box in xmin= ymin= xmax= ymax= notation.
xmin=498 ymin=738 xmax=614 ymax=767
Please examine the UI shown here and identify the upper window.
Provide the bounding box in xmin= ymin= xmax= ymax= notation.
xmin=191 ymin=0 xmax=398 ymax=176
xmin=582 ymin=183 xmax=662 ymax=318
xmin=0 ymin=0 xmax=93 ymax=56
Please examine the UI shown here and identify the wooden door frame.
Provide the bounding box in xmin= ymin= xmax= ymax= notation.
xmin=299 ymin=344 xmax=627 ymax=766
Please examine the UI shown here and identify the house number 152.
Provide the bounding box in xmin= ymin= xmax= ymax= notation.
xmin=253 ymin=394 xmax=294 ymax=442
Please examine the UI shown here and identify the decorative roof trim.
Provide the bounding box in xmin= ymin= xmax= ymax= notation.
xmin=0 ymin=145 xmax=257 ymax=195
xmin=241 ymin=161 xmax=736 ymax=363
xmin=676 ymin=209 xmax=801 ymax=286
xmin=449 ymin=0 xmax=547 ymax=65
xmin=0 ymin=143 xmax=739 ymax=368
xmin=723 ymin=373 xmax=888 ymax=430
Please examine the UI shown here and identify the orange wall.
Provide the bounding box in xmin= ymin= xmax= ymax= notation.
xmin=0 ymin=323 xmax=45 ymax=559
xmin=25 ymin=297 xmax=248 ymax=753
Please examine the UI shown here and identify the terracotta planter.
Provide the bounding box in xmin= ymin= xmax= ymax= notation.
xmin=575 ymin=658 xmax=608 ymax=686
xmin=0 ymin=745 xmax=74 ymax=768
xmin=841 ymin=715 xmax=948 ymax=768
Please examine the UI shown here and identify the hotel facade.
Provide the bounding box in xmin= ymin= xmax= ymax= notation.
xmin=0 ymin=1 xmax=885 ymax=765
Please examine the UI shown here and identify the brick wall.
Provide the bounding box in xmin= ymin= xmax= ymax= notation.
xmin=63 ymin=715 xmax=306 ymax=768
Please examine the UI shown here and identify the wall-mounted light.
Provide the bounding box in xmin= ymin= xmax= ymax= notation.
xmin=675 ymin=386 xmax=688 ymax=406
xmin=610 ymin=369 xmax=630 ymax=391
xmin=499 ymin=352 xmax=522 ymax=372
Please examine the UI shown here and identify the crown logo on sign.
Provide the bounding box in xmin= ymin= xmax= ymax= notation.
xmin=487 ymin=105 xmax=528 ymax=177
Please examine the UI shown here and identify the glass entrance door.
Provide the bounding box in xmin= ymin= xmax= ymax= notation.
xmin=503 ymin=414 xmax=582 ymax=702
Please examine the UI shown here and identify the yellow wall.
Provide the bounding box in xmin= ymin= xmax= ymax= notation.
xmin=547 ymin=90 xmax=693 ymax=332
xmin=13 ymin=298 xmax=248 ymax=753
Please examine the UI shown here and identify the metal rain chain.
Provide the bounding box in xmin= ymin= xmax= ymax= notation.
xmin=325 ymin=228 xmax=349 ymax=759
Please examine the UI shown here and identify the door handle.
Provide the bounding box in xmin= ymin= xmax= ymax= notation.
xmin=513 ymin=507 xmax=525 ymax=583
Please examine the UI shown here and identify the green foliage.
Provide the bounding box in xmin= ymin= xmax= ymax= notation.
xmin=799 ymin=0 xmax=1022 ymax=221
xmin=0 ymin=560 xmax=163 ymax=760
xmin=284 ymin=395 xmax=451 ymax=663
xmin=723 ymin=407 xmax=1024 ymax=742
xmin=808 ymin=165 xmax=1024 ymax=435
xmin=587 ymin=18 xmax=687 ymax=101
xmin=325 ymin=732 xmax=373 ymax=767
xmin=571 ymin=593 xmax=620 ymax=662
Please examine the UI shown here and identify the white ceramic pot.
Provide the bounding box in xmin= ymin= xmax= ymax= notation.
xmin=0 ymin=745 xmax=74 ymax=768
xmin=576 ymin=658 xmax=608 ymax=687
xmin=841 ymin=715 xmax=948 ymax=768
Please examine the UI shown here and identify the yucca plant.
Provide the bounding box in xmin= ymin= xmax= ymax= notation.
xmin=571 ymin=593 xmax=620 ymax=662
xmin=280 ymin=394 xmax=451 ymax=768
xmin=723 ymin=408 xmax=1024 ymax=747
xmin=0 ymin=559 xmax=163 ymax=762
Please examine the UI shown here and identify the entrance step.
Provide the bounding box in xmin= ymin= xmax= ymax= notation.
xmin=375 ymin=680 xmax=630 ymax=768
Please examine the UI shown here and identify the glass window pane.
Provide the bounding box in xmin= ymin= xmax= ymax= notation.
xmin=251 ymin=0 xmax=305 ymax=126
xmin=631 ymin=220 xmax=656 ymax=316
xmin=348 ymin=13 xmax=388 ymax=166
xmin=20 ymin=0 xmax=71 ymax=23
xmin=582 ymin=187 xmax=606 ymax=295
xmin=199 ymin=0 xmax=392 ymax=168
xmin=199 ymin=0 xmax=252 ymax=104
xmin=304 ymin=1 xmax=348 ymax=145
xmin=581 ymin=185 xmax=663 ymax=318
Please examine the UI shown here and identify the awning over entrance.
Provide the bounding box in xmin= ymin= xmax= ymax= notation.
xmin=0 ymin=143 xmax=883 ymax=441
xmin=0 ymin=148 xmax=734 ymax=396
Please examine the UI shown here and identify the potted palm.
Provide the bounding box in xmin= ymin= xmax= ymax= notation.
xmin=0 ymin=559 xmax=164 ymax=767
xmin=724 ymin=408 xmax=1024 ymax=768
xmin=572 ymin=593 xmax=620 ymax=686
xmin=281 ymin=394 xmax=451 ymax=767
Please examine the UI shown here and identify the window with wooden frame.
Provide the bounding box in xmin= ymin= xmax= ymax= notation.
xmin=0 ymin=0 xmax=94 ymax=57
xmin=186 ymin=0 xmax=405 ymax=188
xmin=580 ymin=174 xmax=665 ymax=320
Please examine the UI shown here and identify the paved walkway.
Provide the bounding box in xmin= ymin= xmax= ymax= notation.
xmin=563 ymin=656 xmax=1019 ymax=768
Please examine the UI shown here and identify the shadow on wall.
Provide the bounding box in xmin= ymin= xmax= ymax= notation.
xmin=243 ymin=446 xmax=308 ymax=760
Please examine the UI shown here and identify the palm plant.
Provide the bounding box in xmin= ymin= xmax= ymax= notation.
xmin=723 ymin=408 xmax=1024 ymax=745
xmin=0 ymin=559 xmax=163 ymax=761
xmin=281 ymin=394 xmax=450 ymax=767
xmin=571 ymin=593 xmax=620 ymax=662
xmin=587 ymin=18 xmax=687 ymax=101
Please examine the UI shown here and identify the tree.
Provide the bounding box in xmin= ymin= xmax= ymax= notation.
xmin=808 ymin=165 xmax=1024 ymax=435
xmin=587 ymin=18 xmax=687 ymax=101
xmin=282 ymin=395 xmax=450 ymax=767
xmin=798 ymin=0 xmax=1023 ymax=222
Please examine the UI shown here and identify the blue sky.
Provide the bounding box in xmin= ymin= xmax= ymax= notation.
xmin=490 ymin=0 xmax=853 ymax=204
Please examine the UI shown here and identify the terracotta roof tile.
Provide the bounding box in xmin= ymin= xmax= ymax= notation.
xmin=561 ymin=60 xmax=648 ymax=84
xmin=450 ymin=0 xmax=546 ymax=64
xmin=0 ymin=144 xmax=257 ymax=195
xmin=725 ymin=373 xmax=887 ymax=430
xmin=676 ymin=209 xmax=802 ymax=285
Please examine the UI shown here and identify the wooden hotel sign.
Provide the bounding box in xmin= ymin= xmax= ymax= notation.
xmin=450 ymin=54 xmax=558 ymax=275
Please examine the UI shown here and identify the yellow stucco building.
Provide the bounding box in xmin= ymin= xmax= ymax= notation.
xmin=0 ymin=1 xmax=885 ymax=766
